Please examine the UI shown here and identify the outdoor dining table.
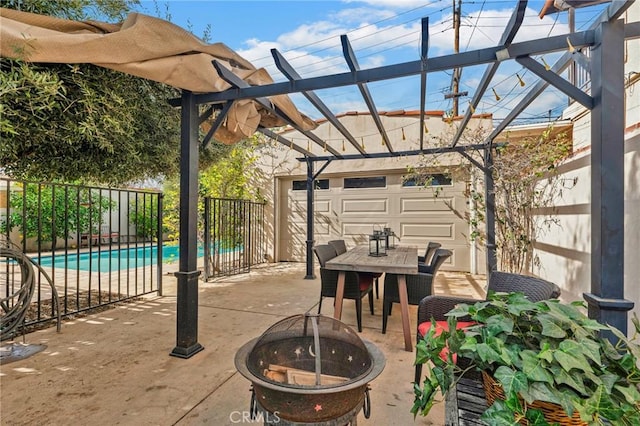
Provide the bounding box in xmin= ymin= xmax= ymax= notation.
xmin=324 ymin=245 xmax=418 ymax=352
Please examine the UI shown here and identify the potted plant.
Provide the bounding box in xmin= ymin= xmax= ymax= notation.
xmin=412 ymin=292 xmax=640 ymax=425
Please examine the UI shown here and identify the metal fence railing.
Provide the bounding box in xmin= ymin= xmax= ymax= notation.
xmin=0 ymin=178 xmax=163 ymax=339
xmin=203 ymin=197 xmax=266 ymax=280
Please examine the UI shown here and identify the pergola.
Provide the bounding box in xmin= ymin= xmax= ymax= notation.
xmin=171 ymin=0 xmax=638 ymax=358
xmin=0 ymin=2 xmax=637 ymax=360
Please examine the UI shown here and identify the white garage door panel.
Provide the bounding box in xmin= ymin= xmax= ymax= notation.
xmin=316 ymin=200 xmax=331 ymax=213
xmin=402 ymin=223 xmax=454 ymax=238
xmin=342 ymin=199 xmax=387 ymax=213
xmin=314 ymin=221 xmax=330 ymax=235
xmin=401 ymin=197 xmax=453 ymax=212
xmin=278 ymin=173 xmax=470 ymax=271
xmin=343 ymin=223 xmax=385 ymax=235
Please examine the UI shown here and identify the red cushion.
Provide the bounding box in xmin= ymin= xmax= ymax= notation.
xmin=418 ymin=320 xmax=476 ymax=363
xmin=358 ymin=275 xmax=373 ymax=291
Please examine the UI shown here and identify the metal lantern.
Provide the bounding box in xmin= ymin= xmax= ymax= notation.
xmin=369 ymin=230 xmax=387 ymax=257
xmin=383 ymin=227 xmax=397 ymax=250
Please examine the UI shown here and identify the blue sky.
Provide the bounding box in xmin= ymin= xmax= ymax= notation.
xmin=136 ymin=1 xmax=609 ymax=124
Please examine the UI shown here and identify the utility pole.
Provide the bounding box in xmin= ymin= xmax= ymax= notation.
xmin=568 ymin=7 xmax=576 ymax=105
xmin=449 ymin=0 xmax=464 ymax=116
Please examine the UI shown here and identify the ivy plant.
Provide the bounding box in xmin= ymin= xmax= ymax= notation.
xmin=412 ymin=292 xmax=640 ymax=425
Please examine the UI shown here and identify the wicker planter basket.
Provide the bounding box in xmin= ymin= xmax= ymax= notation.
xmin=481 ymin=371 xmax=587 ymax=426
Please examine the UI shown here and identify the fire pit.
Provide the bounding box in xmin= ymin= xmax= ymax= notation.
xmin=234 ymin=313 xmax=385 ymax=425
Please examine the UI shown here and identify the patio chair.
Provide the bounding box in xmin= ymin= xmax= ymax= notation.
xmin=329 ymin=239 xmax=382 ymax=299
xmin=418 ymin=247 xmax=451 ymax=275
xmin=100 ymin=224 xmax=119 ymax=244
xmin=313 ymin=244 xmax=375 ymax=332
xmin=382 ymin=249 xmax=452 ymax=334
xmin=418 ymin=241 xmax=441 ymax=265
xmin=414 ymin=271 xmax=561 ymax=384
xmin=328 ymin=239 xmax=347 ymax=255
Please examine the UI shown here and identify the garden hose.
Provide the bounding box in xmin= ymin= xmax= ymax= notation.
xmin=0 ymin=239 xmax=61 ymax=339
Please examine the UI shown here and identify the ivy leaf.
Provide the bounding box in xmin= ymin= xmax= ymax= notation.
xmin=519 ymin=381 xmax=560 ymax=405
xmin=476 ymin=343 xmax=503 ymax=364
xmin=579 ymin=338 xmax=602 ymax=365
xmin=583 ymin=385 xmax=624 ymax=421
xmin=481 ymin=400 xmax=524 ymax=426
xmin=553 ymin=340 xmax=594 ymax=374
xmin=524 ymin=408 xmax=548 ymax=426
xmin=537 ymin=342 xmax=554 ymax=363
xmin=614 ymin=383 xmax=640 ymax=405
xmin=598 ymin=373 xmax=619 ymax=393
xmin=494 ymin=366 xmax=528 ymax=396
xmin=485 ymin=314 xmax=514 ymax=335
xmin=549 ymin=365 xmax=587 ymax=395
xmin=520 ymin=350 xmax=554 ymax=384
xmin=538 ymin=313 xmax=566 ymax=338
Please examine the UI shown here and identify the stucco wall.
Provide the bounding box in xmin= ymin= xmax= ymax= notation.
xmin=534 ymin=82 xmax=639 ymax=335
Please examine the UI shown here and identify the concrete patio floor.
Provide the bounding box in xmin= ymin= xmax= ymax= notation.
xmin=0 ymin=262 xmax=486 ymax=426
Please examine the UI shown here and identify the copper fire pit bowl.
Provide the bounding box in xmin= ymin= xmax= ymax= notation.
xmin=234 ymin=313 xmax=386 ymax=424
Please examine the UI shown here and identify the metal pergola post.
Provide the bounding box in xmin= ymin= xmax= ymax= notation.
xmin=583 ymin=19 xmax=634 ymax=335
xmin=304 ymin=159 xmax=333 ymax=279
xmin=171 ymin=90 xmax=204 ymax=359
xmin=304 ymin=158 xmax=315 ymax=279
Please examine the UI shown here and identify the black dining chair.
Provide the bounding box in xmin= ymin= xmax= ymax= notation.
xmin=313 ymin=244 xmax=374 ymax=332
xmin=414 ymin=271 xmax=561 ymax=384
xmin=382 ymin=249 xmax=452 ymax=334
xmin=329 ymin=239 xmax=382 ymax=299
xmin=419 ymin=246 xmax=450 ymax=274
xmin=418 ymin=241 xmax=441 ymax=268
xmin=328 ymin=239 xmax=347 ymax=255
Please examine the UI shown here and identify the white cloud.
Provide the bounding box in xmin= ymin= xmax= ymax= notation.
xmin=342 ymin=0 xmax=442 ymax=9
xmin=429 ymin=7 xmax=570 ymax=54
xmin=232 ymin=2 xmax=577 ymax=119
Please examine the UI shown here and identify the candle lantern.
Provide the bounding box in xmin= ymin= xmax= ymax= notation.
xmin=369 ymin=230 xmax=387 ymax=257
xmin=383 ymin=227 xmax=397 ymax=250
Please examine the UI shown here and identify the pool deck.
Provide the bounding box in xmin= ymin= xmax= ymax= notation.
xmin=0 ymin=262 xmax=486 ymax=426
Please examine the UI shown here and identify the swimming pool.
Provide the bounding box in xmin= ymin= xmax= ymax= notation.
xmin=36 ymin=244 xmax=203 ymax=272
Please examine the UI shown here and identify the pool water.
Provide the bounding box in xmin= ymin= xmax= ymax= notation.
xmin=37 ymin=244 xmax=204 ymax=272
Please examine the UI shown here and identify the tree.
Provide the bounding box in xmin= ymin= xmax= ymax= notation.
xmin=160 ymin=137 xmax=263 ymax=241
xmin=0 ymin=0 xmax=228 ymax=185
xmin=0 ymin=182 xmax=114 ymax=243
xmin=409 ymin=123 xmax=573 ymax=274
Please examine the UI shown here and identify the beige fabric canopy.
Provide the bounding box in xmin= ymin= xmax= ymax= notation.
xmin=0 ymin=8 xmax=316 ymax=144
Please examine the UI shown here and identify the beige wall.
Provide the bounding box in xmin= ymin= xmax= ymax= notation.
xmin=532 ymin=5 xmax=640 ymax=331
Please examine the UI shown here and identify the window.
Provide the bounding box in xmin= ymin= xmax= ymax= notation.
xmin=402 ymin=174 xmax=452 ymax=187
xmin=344 ymin=176 xmax=386 ymax=189
xmin=292 ymin=179 xmax=329 ymax=191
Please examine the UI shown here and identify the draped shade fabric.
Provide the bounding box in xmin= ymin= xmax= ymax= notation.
xmin=0 ymin=8 xmax=317 ymax=144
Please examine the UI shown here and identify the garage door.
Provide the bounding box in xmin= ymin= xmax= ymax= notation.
xmin=278 ymin=171 xmax=470 ymax=272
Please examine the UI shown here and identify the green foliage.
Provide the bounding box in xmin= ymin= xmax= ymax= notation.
xmin=0 ymin=182 xmax=114 ymax=242
xmin=490 ymin=128 xmax=574 ymax=272
xmin=161 ymin=138 xmax=263 ymax=241
xmin=413 ymin=293 xmax=640 ymax=425
xmin=0 ymin=0 xmax=196 ymax=185
xmin=0 ymin=1 xmax=241 ymax=186
xmin=0 ymin=60 xmax=182 ymax=185
xmin=409 ymin=124 xmax=574 ymax=274
xmin=128 ymin=194 xmax=161 ymax=240
xmin=0 ymin=0 xmax=136 ymax=21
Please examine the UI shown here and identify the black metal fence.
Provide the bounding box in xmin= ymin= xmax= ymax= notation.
xmin=203 ymin=197 xmax=266 ymax=280
xmin=0 ymin=178 xmax=163 ymax=338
